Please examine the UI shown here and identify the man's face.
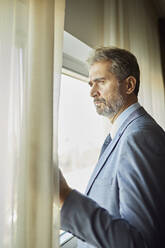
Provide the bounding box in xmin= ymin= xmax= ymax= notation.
xmin=89 ymin=61 xmax=126 ymax=120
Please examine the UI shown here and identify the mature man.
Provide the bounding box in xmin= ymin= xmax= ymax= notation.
xmin=60 ymin=47 xmax=165 ymax=248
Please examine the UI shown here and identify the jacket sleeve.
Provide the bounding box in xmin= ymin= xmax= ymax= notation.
xmin=61 ymin=129 xmax=165 ymax=248
xmin=61 ymin=190 xmax=147 ymax=248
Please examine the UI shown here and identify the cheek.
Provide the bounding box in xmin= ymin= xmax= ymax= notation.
xmin=101 ymin=85 xmax=113 ymax=98
xmin=106 ymin=88 xmax=123 ymax=105
xmin=104 ymin=87 xmax=117 ymax=101
xmin=100 ymin=80 xmax=120 ymax=100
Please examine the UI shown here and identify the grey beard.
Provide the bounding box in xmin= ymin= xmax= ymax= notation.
xmin=97 ymin=95 xmax=125 ymax=118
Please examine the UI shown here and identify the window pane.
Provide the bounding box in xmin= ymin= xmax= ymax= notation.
xmin=58 ymin=74 xmax=108 ymax=192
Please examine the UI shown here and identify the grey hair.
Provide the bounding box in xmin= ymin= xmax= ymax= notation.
xmin=87 ymin=47 xmax=140 ymax=96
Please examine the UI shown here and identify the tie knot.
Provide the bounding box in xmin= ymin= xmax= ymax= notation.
xmin=105 ymin=134 xmax=111 ymax=144
xmin=99 ymin=134 xmax=112 ymax=158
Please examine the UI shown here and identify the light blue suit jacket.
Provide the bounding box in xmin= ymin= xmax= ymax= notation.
xmin=61 ymin=107 xmax=165 ymax=248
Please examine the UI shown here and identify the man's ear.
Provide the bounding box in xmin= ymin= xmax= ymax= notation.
xmin=125 ymin=76 xmax=136 ymax=95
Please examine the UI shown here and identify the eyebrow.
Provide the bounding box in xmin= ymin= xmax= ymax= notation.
xmin=88 ymin=77 xmax=106 ymax=85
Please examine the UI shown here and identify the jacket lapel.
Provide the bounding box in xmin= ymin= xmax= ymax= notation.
xmin=85 ymin=107 xmax=146 ymax=195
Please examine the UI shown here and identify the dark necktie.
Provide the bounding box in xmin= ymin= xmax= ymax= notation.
xmin=99 ymin=134 xmax=112 ymax=158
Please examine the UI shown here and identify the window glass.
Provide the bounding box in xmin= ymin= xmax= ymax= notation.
xmin=58 ymin=74 xmax=109 ymax=192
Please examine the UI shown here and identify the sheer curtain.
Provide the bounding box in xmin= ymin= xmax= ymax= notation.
xmin=0 ymin=0 xmax=65 ymax=247
xmin=104 ymin=0 xmax=165 ymax=129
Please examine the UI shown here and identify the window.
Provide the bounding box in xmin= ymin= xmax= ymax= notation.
xmin=58 ymin=72 xmax=108 ymax=193
xmin=59 ymin=32 xmax=109 ymax=247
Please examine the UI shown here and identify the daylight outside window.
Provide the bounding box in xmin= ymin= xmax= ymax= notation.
xmin=58 ymin=73 xmax=110 ymax=193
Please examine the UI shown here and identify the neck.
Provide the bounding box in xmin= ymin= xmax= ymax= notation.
xmin=110 ymin=97 xmax=138 ymax=124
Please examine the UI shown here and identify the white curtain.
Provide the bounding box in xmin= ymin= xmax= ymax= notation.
xmin=104 ymin=0 xmax=165 ymax=129
xmin=0 ymin=0 xmax=65 ymax=247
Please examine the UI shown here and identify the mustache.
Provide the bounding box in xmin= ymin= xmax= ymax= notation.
xmin=94 ymin=98 xmax=106 ymax=104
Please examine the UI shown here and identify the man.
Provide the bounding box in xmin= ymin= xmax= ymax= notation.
xmin=60 ymin=47 xmax=165 ymax=248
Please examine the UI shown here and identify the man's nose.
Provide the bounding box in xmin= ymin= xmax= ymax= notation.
xmin=90 ymin=84 xmax=100 ymax=98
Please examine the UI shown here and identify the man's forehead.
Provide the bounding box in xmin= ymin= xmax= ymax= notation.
xmin=89 ymin=61 xmax=112 ymax=80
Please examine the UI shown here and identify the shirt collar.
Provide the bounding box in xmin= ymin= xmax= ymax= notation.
xmin=110 ymin=102 xmax=141 ymax=139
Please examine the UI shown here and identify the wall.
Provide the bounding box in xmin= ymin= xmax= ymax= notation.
xmin=64 ymin=0 xmax=104 ymax=47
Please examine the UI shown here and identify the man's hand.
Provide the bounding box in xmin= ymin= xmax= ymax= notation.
xmin=59 ymin=169 xmax=72 ymax=208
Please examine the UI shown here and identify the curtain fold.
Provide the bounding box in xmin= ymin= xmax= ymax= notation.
xmin=0 ymin=0 xmax=65 ymax=247
xmin=104 ymin=0 xmax=165 ymax=129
